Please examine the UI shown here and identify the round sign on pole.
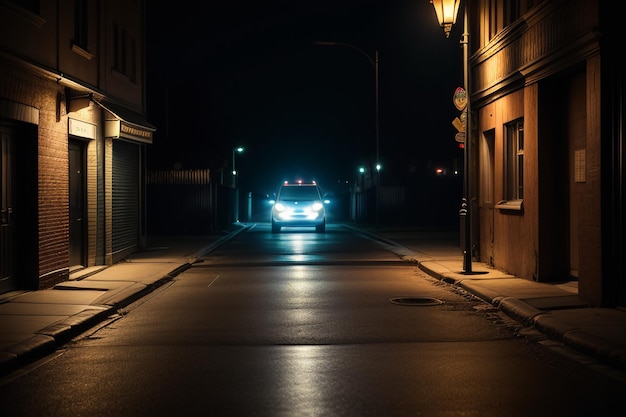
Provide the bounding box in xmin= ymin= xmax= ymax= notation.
xmin=453 ymin=87 xmax=467 ymax=111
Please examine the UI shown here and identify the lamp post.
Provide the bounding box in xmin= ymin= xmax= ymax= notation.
xmin=314 ymin=41 xmax=380 ymax=226
xmin=357 ymin=166 xmax=366 ymax=222
xmin=232 ymin=146 xmax=244 ymax=222
xmin=232 ymin=146 xmax=244 ymax=180
xmin=430 ymin=0 xmax=473 ymax=273
xmin=358 ymin=166 xmax=366 ymax=190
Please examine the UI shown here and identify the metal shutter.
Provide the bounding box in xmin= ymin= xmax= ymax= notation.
xmin=112 ymin=140 xmax=139 ymax=262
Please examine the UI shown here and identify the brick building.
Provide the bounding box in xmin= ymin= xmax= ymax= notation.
xmin=0 ymin=1 xmax=154 ymax=293
xmin=462 ymin=0 xmax=624 ymax=306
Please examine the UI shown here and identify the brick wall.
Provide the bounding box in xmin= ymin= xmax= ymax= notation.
xmin=37 ymin=79 xmax=70 ymax=288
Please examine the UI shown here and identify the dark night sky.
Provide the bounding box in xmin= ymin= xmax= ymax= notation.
xmin=145 ymin=0 xmax=465 ymax=196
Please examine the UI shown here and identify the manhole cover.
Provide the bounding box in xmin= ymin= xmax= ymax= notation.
xmin=390 ymin=296 xmax=444 ymax=306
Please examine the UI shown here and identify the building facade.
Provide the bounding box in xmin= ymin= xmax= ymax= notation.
xmin=468 ymin=0 xmax=624 ymax=306
xmin=0 ymin=0 xmax=155 ymax=293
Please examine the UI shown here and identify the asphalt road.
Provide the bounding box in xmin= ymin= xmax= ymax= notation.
xmin=1 ymin=224 xmax=624 ymax=417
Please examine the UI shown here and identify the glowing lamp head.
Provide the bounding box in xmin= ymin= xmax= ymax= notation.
xmin=430 ymin=0 xmax=461 ymax=38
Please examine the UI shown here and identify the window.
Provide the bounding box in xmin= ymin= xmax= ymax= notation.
xmin=479 ymin=129 xmax=495 ymax=206
xmin=496 ymin=119 xmax=523 ymax=212
xmin=113 ymin=22 xmax=126 ymax=74
xmin=505 ymin=119 xmax=524 ymax=200
xmin=129 ymin=38 xmax=137 ymax=82
xmin=504 ymin=0 xmax=520 ymax=26
xmin=74 ymin=0 xmax=88 ymax=50
xmin=112 ymin=21 xmax=136 ymax=82
xmin=479 ymin=0 xmax=538 ymax=47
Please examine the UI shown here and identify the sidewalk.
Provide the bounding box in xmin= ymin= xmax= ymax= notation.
xmin=1 ymin=223 xmax=625 ymax=379
xmin=354 ymin=225 xmax=626 ymax=374
xmin=0 ymin=226 xmax=249 ymax=378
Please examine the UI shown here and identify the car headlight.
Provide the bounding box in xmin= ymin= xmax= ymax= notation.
xmin=274 ymin=203 xmax=286 ymax=212
xmin=312 ymin=202 xmax=323 ymax=211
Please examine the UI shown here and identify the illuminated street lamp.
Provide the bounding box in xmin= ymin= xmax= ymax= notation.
xmin=430 ymin=0 xmax=473 ymax=273
xmin=315 ymin=41 xmax=381 ymax=226
xmin=232 ymin=146 xmax=244 ymax=222
xmin=430 ymin=0 xmax=461 ymax=38
xmin=356 ymin=166 xmax=367 ymax=222
xmin=232 ymin=146 xmax=244 ymax=179
xmin=358 ymin=166 xmax=367 ymax=190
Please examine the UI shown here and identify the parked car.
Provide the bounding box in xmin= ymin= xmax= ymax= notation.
xmin=271 ymin=181 xmax=326 ymax=233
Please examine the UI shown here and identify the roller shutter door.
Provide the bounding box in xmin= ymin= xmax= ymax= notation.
xmin=112 ymin=140 xmax=139 ymax=262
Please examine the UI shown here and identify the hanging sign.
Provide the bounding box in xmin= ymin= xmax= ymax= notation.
xmin=453 ymin=87 xmax=467 ymax=111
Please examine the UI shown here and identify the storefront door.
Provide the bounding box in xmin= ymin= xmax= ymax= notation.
xmin=0 ymin=128 xmax=16 ymax=293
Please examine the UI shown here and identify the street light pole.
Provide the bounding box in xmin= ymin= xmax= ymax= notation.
xmin=374 ymin=50 xmax=380 ymax=228
xmin=358 ymin=166 xmax=366 ymax=222
xmin=232 ymin=146 xmax=244 ymax=222
xmin=232 ymin=146 xmax=244 ymax=179
xmin=314 ymin=41 xmax=380 ymax=226
xmin=430 ymin=0 xmax=473 ymax=273
xmin=461 ymin=4 xmax=472 ymax=273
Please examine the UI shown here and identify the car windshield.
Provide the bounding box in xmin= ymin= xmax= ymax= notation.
xmin=278 ymin=186 xmax=320 ymax=201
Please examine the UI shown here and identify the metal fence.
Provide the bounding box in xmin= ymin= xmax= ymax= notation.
xmin=147 ymin=169 xmax=211 ymax=185
xmin=147 ymin=169 xmax=235 ymax=235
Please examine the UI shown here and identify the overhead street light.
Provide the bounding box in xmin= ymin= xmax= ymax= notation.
xmin=314 ymin=40 xmax=381 ymax=227
xmin=430 ymin=0 xmax=473 ymax=273
xmin=430 ymin=0 xmax=461 ymax=38
xmin=232 ymin=146 xmax=244 ymax=179
xmin=232 ymin=146 xmax=244 ymax=222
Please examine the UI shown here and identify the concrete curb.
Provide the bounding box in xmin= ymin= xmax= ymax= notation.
xmin=0 ymin=259 xmax=204 ymax=379
xmin=0 ymin=226 xmax=254 ymax=379
xmin=533 ymin=313 xmax=626 ymax=371
xmin=0 ymin=307 xmax=113 ymax=376
xmin=354 ymin=226 xmax=626 ymax=374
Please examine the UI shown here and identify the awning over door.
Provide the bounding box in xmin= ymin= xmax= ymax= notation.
xmin=94 ymin=99 xmax=156 ymax=144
